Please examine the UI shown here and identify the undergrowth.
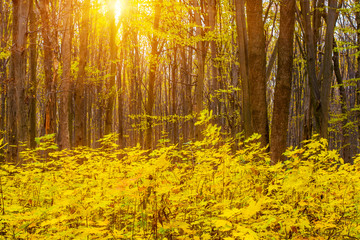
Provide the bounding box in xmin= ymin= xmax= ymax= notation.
xmin=1 ymin=112 xmax=360 ymax=239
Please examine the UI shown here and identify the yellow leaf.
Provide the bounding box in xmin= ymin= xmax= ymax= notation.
xmin=241 ymin=198 xmax=262 ymax=219
xmin=233 ymin=225 xmax=259 ymax=239
xmin=213 ymin=219 xmax=232 ymax=231
xmin=201 ymin=233 xmax=212 ymax=240
xmin=221 ymin=208 xmax=241 ymax=219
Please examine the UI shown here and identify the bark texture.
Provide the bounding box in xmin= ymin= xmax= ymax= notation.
xmin=246 ymin=0 xmax=269 ymax=147
xmin=271 ymin=0 xmax=295 ymax=164
xmin=58 ymin=0 xmax=72 ymax=149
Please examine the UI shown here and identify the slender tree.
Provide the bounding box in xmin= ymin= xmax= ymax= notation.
xmin=193 ymin=0 xmax=206 ymax=140
xmin=235 ymin=0 xmax=251 ymax=138
xmin=58 ymin=0 xmax=72 ymax=149
xmin=75 ymin=0 xmax=90 ymax=147
xmin=29 ymin=0 xmax=37 ymax=148
xmin=271 ymin=0 xmax=295 ymax=164
xmin=105 ymin=0 xmax=117 ymax=136
xmin=145 ymin=0 xmax=162 ymax=149
xmin=39 ymin=0 xmax=57 ymax=135
xmin=246 ymin=0 xmax=269 ymax=147
xmin=320 ymin=0 xmax=338 ymax=139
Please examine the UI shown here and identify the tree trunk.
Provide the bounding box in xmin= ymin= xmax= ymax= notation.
xmin=193 ymin=0 xmax=206 ymax=140
xmin=105 ymin=4 xmax=117 ymax=135
xmin=145 ymin=0 xmax=162 ymax=149
xmin=301 ymin=0 xmax=322 ymax=133
xmin=319 ymin=0 xmax=338 ymax=139
xmin=118 ymin=61 xmax=124 ymax=148
xmin=270 ymin=0 xmax=295 ymax=164
xmin=246 ymin=0 xmax=269 ymax=147
xmin=171 ymin=46 xmax=179 ymax=144
xmin=29 ymin=0 xmax=37 ymax=148
xmin=0 ymin=0 xmax=9 ymax=160
xmin=235 ymin=0 xmax=252 ymax=138
xmin=12 ymin=0 xmax=30 ymax=149
xmin=209 ymin=0 xmax=219 ymax=117
xmin=75 ymin=0 xmax=90 ymax=147
xmin=58 ymin=0 xmax=72 ymax=149
xmin=333 ymin=40 xmax=351 ymax=163
xmin=355 ymin=0 xmax=360 ymax=154
xmin=39 ymin=0 xmax=56 ymax=135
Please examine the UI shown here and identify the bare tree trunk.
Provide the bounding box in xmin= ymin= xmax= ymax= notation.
xmin=75 ymin=0 xmax=90 ymax=147
xmin=301 ymin=0 xmax=321 ymax=132
xmin=320 ymin=0 xmax=338 ymax=139
xmin=94 ymin=33 xmax=104 ymax=147
xmin=181 ymin=46 xmax=192 ymax=142
xmin=333 ymin=40 xmax=351 ymax=163
xmin=58 ymin=0 xmax=72 ymax=149
xmin=246 ymin=0 xmax=269 ymax=147
xmin=0 ymin=0 xmax=9 ymax=160
xmin=105 ymin=4 xmax=116 ymax=135
xmin=145 ymin=0 xmax=162 ymax=149
xmin=209 ymin=0 xmax=219 ymax=117
xmin=117 ymin=60 xmax=124 ymax=148
xmin=235 ymin=0 xmax=252 ymax=138
xmin=171 ymin=46 xmax=179 ymax=144
xmin=12 ymin=0 xmax=30 ymax=150
xmin=193 ymin=0 xmax=206 ymax=140
xmin=271 ymin=0 xmax=295 ymax=164
xmin=8 ymin=58 xmax=17 ymax=161
xmin=29 ymin=0 xmax=37 ymax=148
xmin=355 ymin=0 xmax=360 ymax=154
xmin=39 ymin=0 xmax=56 ymax=135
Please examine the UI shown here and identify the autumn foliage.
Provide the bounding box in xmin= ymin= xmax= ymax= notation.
xmin=1 ymin=113 xmax=360 ymax=239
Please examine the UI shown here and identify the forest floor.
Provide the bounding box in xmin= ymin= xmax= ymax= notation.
xmin=1 ymin=127 xmax=360 ymax=239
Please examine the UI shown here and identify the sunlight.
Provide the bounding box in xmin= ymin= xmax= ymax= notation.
xmin=114 ymin=0 xmax=124 ymax=18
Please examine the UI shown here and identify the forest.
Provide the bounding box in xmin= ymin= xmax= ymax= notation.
xmin=1 ymin=0 xmax=360 ymax=239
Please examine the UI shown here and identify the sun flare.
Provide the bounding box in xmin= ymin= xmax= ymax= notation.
xmin=114 ymin=0 xmax=124 ymax=18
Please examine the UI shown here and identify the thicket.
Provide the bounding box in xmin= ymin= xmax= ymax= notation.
xmin=1 ymin=112 xmax=360 ymax=239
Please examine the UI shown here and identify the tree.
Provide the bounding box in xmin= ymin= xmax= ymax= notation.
xmin=58 ymin=0 xmax=72 ymax=149
xmin=246 ymin=0 xmax=269 ymax=147
xmin=29 ymin=0 xmax=37 ymax=148
xmin=145 ymin=0 xmax=162 ymax=149
xmin=105 ymin=0 xmax=117 ymax=136
xmin=320 ymin=0 xmax=338 ymax=139
xmin=39 ymin=0 xmax=57 ymax=136
xmin=75 ymin=0 xmax=90 ymax=147
xmin=10 ymin=0 xmax=30 ymax=160
xmin=235 ymin=0 xmax=251 ymax=138
xmin=193 ymin=0 xmax=206 ymax=141
xmin=301 ymin=0 xmax=322 ymax=133
xmin=270 ymin=0 xmax=295 ymax=164
xmin=0 ymin=0 xmax=10 ymax=160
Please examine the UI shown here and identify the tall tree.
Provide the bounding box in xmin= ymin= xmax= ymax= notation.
xmin=145 ymin=0 xmax=162 ymax=149
xmin=10 ymin=0 xmax=30 ymax=161
xmin=193 ymin=0 xmax=206 ymax=140
xmin=270 ymin=0 xmax=295 ymax=164
xmin=235 ymin=0 xmax=251 ymax=138
xmin=75 ymin=0 xmax=90 ymax=147
xmin=208 ymin=0 xmax=219 ymax=116
xmin=246 ymin=0 xmax=269 ymax=147
xmin=301 ymin=0 xmax=321 ymax=133
xmin=58 ymin=0 xmax=72 ymax=149
xmin=13 ymin=0 xmax=30 ymax=143
xmin=0 ymin=0 xmax=10 ymax=160
xmin=105 ymin=0 xmax=117 ymax=135
xmin=39 ymin=0 xmax=57 ymax=136
xmin=319 ymin=0 xmax=338 ymax=138
xmin=29 ymin=0 xmax=37 ymax=148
